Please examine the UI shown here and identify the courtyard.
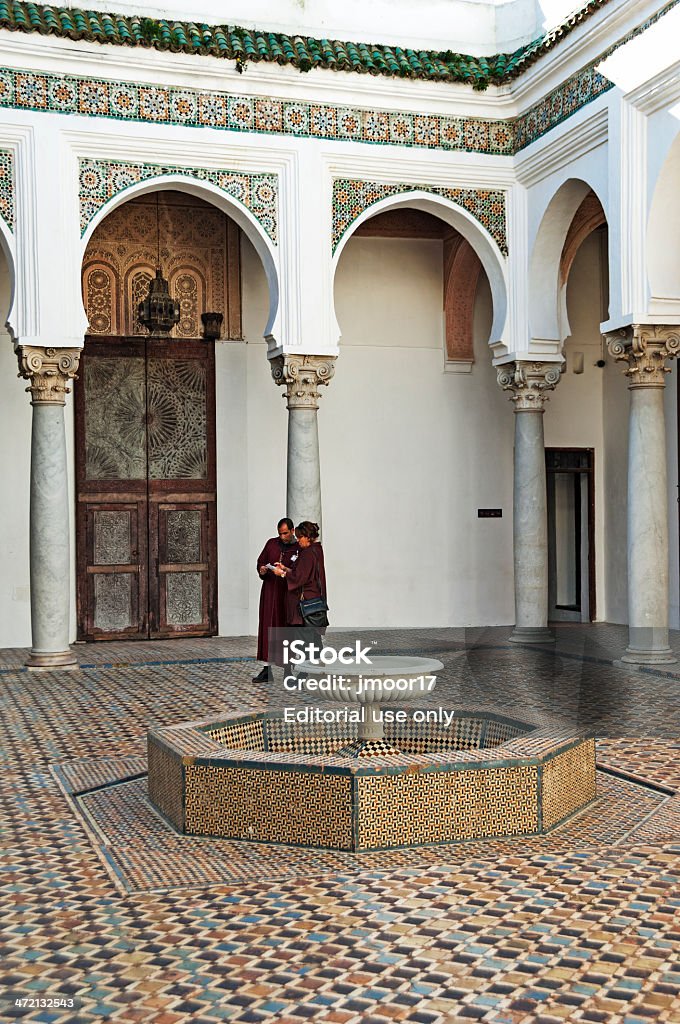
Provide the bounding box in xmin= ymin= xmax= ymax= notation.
xmin=1 ymin=625 xmax=678 ymax=1024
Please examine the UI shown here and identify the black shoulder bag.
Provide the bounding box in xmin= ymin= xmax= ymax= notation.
xmin=299 ymin=558 xmax=329 ymax=628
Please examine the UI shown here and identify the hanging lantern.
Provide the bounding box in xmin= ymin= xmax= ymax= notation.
xmin=138 ymin=268 xmax=180 ymax=337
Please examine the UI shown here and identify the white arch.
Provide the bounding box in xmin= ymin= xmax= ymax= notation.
xmin=647 ymin=129 xmax=680 ymax=316
xmin=529 ymin=176 xmax=608 ymax=345
xmin=0 ymin=217 xmax=17 ymax=343
xmin=331 ymin=191 xmax=508 ymax=346
xmin=80 ymin=175 xmax=281 ymax=342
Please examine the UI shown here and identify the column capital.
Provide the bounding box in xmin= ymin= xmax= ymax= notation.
xmin=496 ymin=360 xmax=561 ymax=411
xmin=604 ymin=324 xmax=680 ymax=388
xmin=271 ymin=354 xmax=336 ymax=410
xmin=17 ymin=346 xmax=80 ymax=406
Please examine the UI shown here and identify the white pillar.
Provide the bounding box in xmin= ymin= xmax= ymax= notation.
xmin=497 ymin=361 xmax=562 ymax=643
xmin=271 ymin=355 xmax=335 ymax=530
xmin=607 ymin=325 xmax=680 ymax=663
xmin=17 ymin=346 xmax=80 ymax=669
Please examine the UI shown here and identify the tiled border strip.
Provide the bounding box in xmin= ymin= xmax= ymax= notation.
xmin=0 ymin=147 xmax=14 ymax=231
xmin=0 ymin=65 xmax=515 ymax=156
xmin=79 ymin=158 xmax=278 ymax=240
xmin=332 ymin=178 xmax=507 ymax=254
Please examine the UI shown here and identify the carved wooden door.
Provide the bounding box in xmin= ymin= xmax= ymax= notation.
xmin=75 ymin=338 xmax=217 ymax=641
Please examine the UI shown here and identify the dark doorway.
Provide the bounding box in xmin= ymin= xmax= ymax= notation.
xmin=546 ymin=448 xmax=595 ymax=622
xmin=75 ymin=337 xmax=217 ymax=641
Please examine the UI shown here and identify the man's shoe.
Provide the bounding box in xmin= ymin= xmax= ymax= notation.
xmin=252 ymin=665 xmax=272 ymax=682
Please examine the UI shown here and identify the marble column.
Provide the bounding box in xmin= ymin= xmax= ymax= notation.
xmin=271 ymin=354 xmax=336 ymax=529
xmin=17 ymin=346 xmax=80 ymax=670
xmin=606 ymin=325 xmax=680 ymax=664
xmin=497 ymin=361 xmax=562 ymax=644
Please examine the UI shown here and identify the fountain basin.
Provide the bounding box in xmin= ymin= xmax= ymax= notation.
xmin=295 ymin=655 xmax=444 ymax=755
xmin=148 ymin=708 xmax=596 ymax=851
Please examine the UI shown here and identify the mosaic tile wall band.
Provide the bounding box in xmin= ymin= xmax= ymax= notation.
xmin=333 ymin=178 xmax=508 ymax=255
xmin=0 ymin=61 xmax=611 ymax=156
xmin=78 ymin=158 xmax=278 ymax=241
xmin=0 ymin=147 xmax=14 ymax=231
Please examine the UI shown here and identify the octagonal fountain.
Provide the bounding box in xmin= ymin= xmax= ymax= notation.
xmin=148 ymin=653 xmax=596 ymax=851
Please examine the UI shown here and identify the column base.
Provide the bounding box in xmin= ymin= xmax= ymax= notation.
xmin=621 ymin=627 xmax=677 ymax=665
xmin=620 ymin=648 xmax=677 ymax=665
xmin=508 ymin=626 xmax=555 ymax=645
xmin=26 ymin=649 xmax=79 ymax=670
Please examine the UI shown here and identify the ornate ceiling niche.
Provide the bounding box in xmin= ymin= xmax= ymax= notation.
xmin=82 ymin=190 xmax=242 ymax=340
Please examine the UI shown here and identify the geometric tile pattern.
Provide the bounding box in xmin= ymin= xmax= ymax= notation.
xmin=357 ymin=764 xmax=539 ymax=847
xmin=70 ymin=767 xmax=674 ymax=891
xmin=206 ymin=716 xmax=265 ymax=749
xmin=1 ymin=627 xmax=679 ymax=1024
xmin=0 ymin=147 xmax=13 ymax=231
xmin=333 ymin=178 xmax=508 ymax=254
xmin=384 ymin=716 xmax=490 ymax=752
xmin=514 ymin=61 xmax=612 ymax=151
xmin=150 ymin=707 xmax=593 ymax=849
xmin=542 ymin=736 xmax=598 ymax=829
xmin=267 ymin=716 xmax=356 ymax=754
xmin=184 ymin=764 xmax=354 ymax=847
xmin=78 ymin=157 xmax=278 ymax=241
xmin=263 ymin=714 xmax=519 ymax=755
xmin=146 ymin=736 xmax=184 ymax=830
xmin=0 ymin=63 xmax=516 ymax=155
xmin=485 ymin=718 xmax=526 ymax=745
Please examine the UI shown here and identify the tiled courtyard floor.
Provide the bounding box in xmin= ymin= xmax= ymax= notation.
xmin=1 ymin=625 xmax=679 ymax=1024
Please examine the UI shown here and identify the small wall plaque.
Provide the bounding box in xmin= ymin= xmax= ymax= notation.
xmin=478 ymin=509 xmax=502 ymax=518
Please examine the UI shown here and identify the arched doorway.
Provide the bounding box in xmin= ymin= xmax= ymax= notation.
xmin=329 ymin=201 xmax=511 ymax=627
xmin=76 ymin=189 xmax=242 ymax=640
xmin=534 ymin=183 xmax=609 ymax=623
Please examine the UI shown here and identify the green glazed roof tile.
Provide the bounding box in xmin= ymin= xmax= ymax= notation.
xmin=0 ymin=1 xmax=615 ymax=86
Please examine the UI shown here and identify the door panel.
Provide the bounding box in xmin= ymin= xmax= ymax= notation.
xmin=76 ymin=337 xmax=217 ymax=641
xmin=149 ymin=501 xmax=216 ymax=637
xmin=79 ymin=500 xmax=148 ymax=640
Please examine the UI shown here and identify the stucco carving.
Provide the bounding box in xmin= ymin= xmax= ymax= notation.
xmin=496 ymin=360 xmax=562 ymax=411
xmin=17 ymin=346 xmax=81 ymax=405
xmin=271 ymin=355 xmax=336 ymax=410
xmin=605 ymin=324 xmax=680 ymax=389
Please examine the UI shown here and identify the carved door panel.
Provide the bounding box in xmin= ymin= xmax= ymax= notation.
xmin=80 ymin=502 xmax=148 ymax=639
xmin=145 ymin=340 xmax=217 ymax=639
xmin=75 ymin=338 xmax=217 ymax=641
xmin=149 ymin=503 xmax=216 ymax=636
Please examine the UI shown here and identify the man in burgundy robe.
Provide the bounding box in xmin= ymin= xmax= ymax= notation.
xmin=253 ymin=518 xmax=299 ymax=681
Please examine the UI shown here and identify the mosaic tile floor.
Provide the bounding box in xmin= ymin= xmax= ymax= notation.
xmin=1 ymin=626 xmax=679 ymax=1023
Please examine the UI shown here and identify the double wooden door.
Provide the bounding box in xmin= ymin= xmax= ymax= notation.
xmin=75 ymin=337 xmax=217 ymax=641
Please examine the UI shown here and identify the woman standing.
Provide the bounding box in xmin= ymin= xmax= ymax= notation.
xmin=275 ymin=521 xmax=327 ymax=643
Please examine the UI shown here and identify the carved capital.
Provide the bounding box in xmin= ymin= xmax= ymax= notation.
xmin=17 ymin=346 xmax=80 ymax=406
xmin=496 ymin=360 xmax=561 ymax=411
xmin=271 ymin=354 xmax=336 ymax=410
xmin=605 ymin=324 xmax=680 ymax=388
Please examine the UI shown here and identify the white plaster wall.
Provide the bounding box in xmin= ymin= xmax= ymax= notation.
xmin=322 ymin=235 xmax=514 ymax=627
xmin=544 ymin=232 xmax=607 ymax=619
xmin=0 ymin=252 xmax=32 ymax=648
xmin=216 ymin=234 xmax=288 ymax=638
